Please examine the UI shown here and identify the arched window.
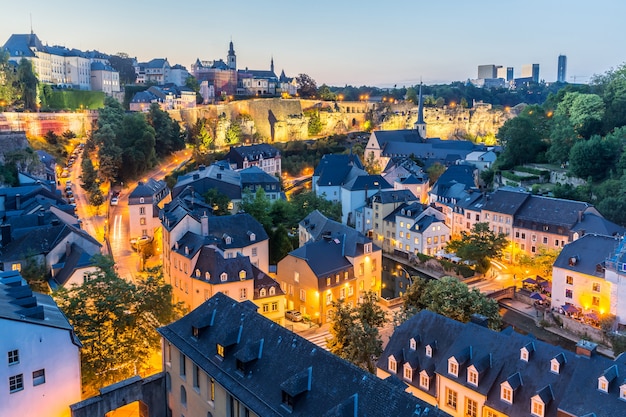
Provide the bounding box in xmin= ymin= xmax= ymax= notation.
xmin=140 ymin=197 xmax=145 ymax=204
xmin=205 ymin=271 xmax=210 ymax=280
xmin=180 ymin=385 xmax=187 ymax=407
xmin=239 ymin=270 xmax=246 ymax=280
xmin=195 ymin=269 xmax=201 ymax=277
xmin=260 ymin=288 xmax=267 ymax=297
xmin=221 ymin=272 xmax=228 ymax=282
xmin=269 ymin=287 xmax=276 ymax=296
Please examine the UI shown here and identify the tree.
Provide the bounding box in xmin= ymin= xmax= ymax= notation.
xmin=518 ymin=247 xmax=560 ymax=278
xmin=80 ymin=157 xmax=98 ymax=191
xmin=496 ymin=111 xmax=548 ymax=169
xmin=296 ymin=73 xmax=317 ymax=98
xmin=108 ymin=53 xmax=137 ymax=85
xmin=269 ymin=224 xmax=294 ymax=265
xmin=446 ymin=222 xmax=508 ymax=273
xmin=364 ymin=151 xmax=381 ymax=174
xmin=20 ymin=253 xmax=48 ymax=294
xmin=0 ymin=48 xmax=17 ymax=107
xmin=239 ymin=187 xmax=272 ymax=229
xmin=203 ymin=188 xmax=231 ymax=216
xmin=318 ymin=84 xmax=336 ymax=101
xmin=89 ymin=187 xmax=104 ymax=211
xmin=568 ymin=134 xmax=621 ymax=181
xmin=225 ymin=120 xmax=242 ymax=145
xmin=327 ymin=291 xmax=386 ymax=373
xmin=405 ymin=87 xmax=418 ymax=104
xmin=402 ymin=276 xmax=502 ymax=330
xmin=426 ymin=162 xmax=446 ymax=185
xmin=146 ymin=103 xmax=185 ymax=158
xmin=16 ymin=58 xmax=38 ymax=111
xmin=305 ymin=109 xmax=322 ymax=136
xmin=53 ymin=257 xmax=183 ymax=395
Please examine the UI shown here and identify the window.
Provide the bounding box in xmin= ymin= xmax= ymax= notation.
xmin=193 ymin=364 xmax=200 ymax=390
xmin=348 ymin=285 xmax=353 ymax=296
xmin=543 ymin=237 xmax=548 ymax=244
xmin=269 ymin=287 xmax=276 ymax=296
xmin=593 ymin=283 xmax=601 ymax=292
xmin=531 ymin=246 xmax=536 ymax=253
xmin=326 ymin=292 xmax=332 ymax=305
xmin=410 ymin=338 xmax=416 ymax=350
xmin=240 ymin=288 xmax=247 ymax=300
xmin=400 ymin=231 xmax=404 ymax=238
xmin=217 ymin=344 xmax=224 ymax=358
xmin=340 ymin=288 xmax=346 ymax=299
xmin=419 ymin=372 xmax=429 ymax=390
xmin=425 ymin=345 xmax=432 ymax=358
xmin=598 ymin=378 xmax=608 ymax=393
xmin=388 ymin=357 xmax=397 ymax=373
xmin=140 ymin=217 xmax=146 ymax=225
xmin=620 ymin=384 xmax=626 ymax=400
xmin=531 ymin=399 xmax=544 ymax=417
xmin=271 ymin=302 xmax=278 ymax=311
xmin=501 ymin=385 xmax=512 ymax=403
xmin=139 ymin=207 xmax=146 ymax=215
xmin=32 ymin=369 xmax=45 ymax=386
xmin=427 ymin=237 xmax=432 ymax=245
xmin=521 ymin=233 xmax=526 ymax=239
xmin=465 ymin=398 xmax=478 ymax=417
xmin=592 ymin=296 xmax=600 ymax=307
xmin=259 ymin=288 xmax=266 ymax=297
xmin=220 ymin=272 xmax=228 ymax=282
xmin=359 ymin=263 xmax=364 ymax=276
xmin=300 ymin=289 xmax=306 ymax=302
xmin=550 ymin=358 xmax=561 ymax=374
xmin=9 ymin=374 xmax=23 ymax=393
xmin=326 ymin=277 xmax=331 ymax=286
xmin=251 ymin=247 xmax=257 ymax=257
xmin=294 ymin=271 xmax=299 ymax=283
xmin=520 ymin=348 xmax=529 ymax=362
xmin=448 ymin=359 xmax=458 ymax=377
xmin=262 ymin=303 xmax=269 ymax=313
xmin=344 ymin=271 xmax=349 ymax=280
xmin=565 ymin=289 xmax=572 ymax=299
xmin=371 ymin=260 xmax=377 ymax=272
xmin=467 ymin=368 xmax=478 ymax=386
xmin=566 ymin=275 xmax=573 ymax=285
xmin=403 ymin=364 xmax=412 ymax=381
xmin=181 ymin=385 xmax=187 ymax=408
xmin=414 ymin=237 xmax=419 ymax=245
xmin=445 ymin=387 xmax=457 ymax=409
xmin=8 ymin=349 xmax=19 ymax=365
xmin=180 ymin=353 xmax=186 ymax=376
xmin=12 ymin=263 xmax=21 ymax=271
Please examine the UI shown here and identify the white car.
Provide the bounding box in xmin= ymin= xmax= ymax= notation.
xmin=110 ymin=197 xmax=119 ymax=206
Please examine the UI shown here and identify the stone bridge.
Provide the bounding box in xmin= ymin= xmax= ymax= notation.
xmin=486 ymin=286 xmax=516 ymax=301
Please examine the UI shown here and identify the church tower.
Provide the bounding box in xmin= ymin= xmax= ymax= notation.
xmin=270 ymin=56 xmax=275 ymax=74
xmin=227 ymin=40 xmax=236 ymax=70
xmin=414 ymin=82 xmax=427 ymax=139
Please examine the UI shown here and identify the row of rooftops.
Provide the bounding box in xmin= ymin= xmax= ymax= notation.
xmin=379 ymin=310 xmax=626 ymax=416
xmin=159 ymin=292 xmax=448 ymax=417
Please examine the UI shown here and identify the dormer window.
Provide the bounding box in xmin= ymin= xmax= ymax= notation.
xmin=364 ymin=242 xmax=372 ymax=253
xmin=425 ymin=345 xmax=432 ymax=358
xmin=501 ymin=384 xmax=513 ymax=404
xmin=419 ymin=371 xmax=430 ymax=390
xmin=175 ymin=241 xmax=179 ymax=250
xmin=520 ymin=348 xmax=529 ymax=362
xmin=248 ymin=232 xmax=256 ymax=241
xmin=467 ymin=367 xmax=478 ymax=386
xmin=531 ymin=398 xmax=545 ymax=417
xmin=216 ymin=344 xmax=224 ymax=358
xmin=224 ymin=235 xmax=232 ymax=244
xmin=239 ymin=270 xmax=246 ymax=280
xmin=281 ymin=391 xmax=294 ymax=411
xmin=140 ymin=197 xmax=145 ymax=203
xmin=620 ymin=384 xmax=626 ymax=401
xmin=269 ymin=287 xmax=276 ymax=296
xmin=550 ymin=354 xmax=565 ymax=374
xmin=205 ymin=271 xmax=210 ymax=280
xmin=598 ymin=377 xmax=609 ymax=393
xmin=192 ymin=326 xmax=199 ymax=338
xmin=448 ymin=358 xmax=459 ymax=377
xmin=185 ymin=246 xmax=189 ymax=255
xmin=410 ymin=338 xmax=417 ymax=351
xmin=195 ymin=269 xmax=201 ymax=277
xmin=388 ymin=357 xmax=397 ymax=374
xmin=260 ymin=288 xmax=266 ymax=297
xmin=403 ymin=363 xmax=413 ymax=381
xmin=220 ymin=272 xmax=228 ymax=282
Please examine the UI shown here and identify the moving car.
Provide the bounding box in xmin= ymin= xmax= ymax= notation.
xmin=285 ymin=310 xmax=303 ymax=322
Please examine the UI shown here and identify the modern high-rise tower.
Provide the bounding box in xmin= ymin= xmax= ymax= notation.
xmin=558 ymin=55 xmax=567 ymax=83
xmin=522 ymin=63 xmax=540 ymax=83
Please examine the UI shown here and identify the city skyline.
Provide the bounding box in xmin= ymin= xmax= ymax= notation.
xmin=2 ymin=0 xmax=625 ymax=87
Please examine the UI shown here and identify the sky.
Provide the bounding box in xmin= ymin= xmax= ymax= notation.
xmin=2 ymin=0 xmax=625 ymax=88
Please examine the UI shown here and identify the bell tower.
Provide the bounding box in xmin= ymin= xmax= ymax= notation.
xmin=227 ymin=40 xmax=236 ymax=70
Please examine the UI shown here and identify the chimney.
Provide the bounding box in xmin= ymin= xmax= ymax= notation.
xmin=66 ymin=241 xmax=72 ymax=257
xmin=470 ymin=313 xmax=489 ymax=328
xmin=37 ymin=211 xmax=45 ymax=226
xmin=201 ymin=212 xmax=209 ymax=236
xmin=15 ymin=194 xmax=21 ymax=210
xmin=1 ymin=223 xmax=11 ymax=245
xmin=575 ymin=340 xmax=597 ymax=357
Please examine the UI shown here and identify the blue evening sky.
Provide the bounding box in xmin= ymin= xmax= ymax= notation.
xmin=2 ymin=0 xmax=624 ymax=87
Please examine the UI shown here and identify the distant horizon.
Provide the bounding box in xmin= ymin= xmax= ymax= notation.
xmin=2 ymin=1 xmax=625 ymax=87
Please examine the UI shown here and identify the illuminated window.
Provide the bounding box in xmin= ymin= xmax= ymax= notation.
xmin=294 ymin=271 xmax=299 ymax=282
xmin=340 ymin=288 xmax=346 ymax=299
xmin=217 ymin=344 xmax=224 ymax=358
xmin=210 ymin=378 xmax=215 ymax=401
xmin=593 ymin=283 xmax=601 ymax=292
xmin=531 ymin=398 xmax=544 ymax=417
xmin=403 ymin=364 xmax=412 ymax=381
xmin=326 ymin=293 xmax=332 ymax=305
xmin=501 ymin=385 xmax=512 ymax=403
xmin=371 ymin=260 xmax=377 ymax=272
xmin=348 ymin=285 xmax=354 ymax=296
xmin=239 ymin=270 xmax=246 ymax=280
xmin=344 ymin=271 xmax=349 ymax=280
xmin=566 ymin=276 xmax=573 ymax=285
xmin=445 ymin=387 xmax=457 ymax=409
xmin=592 ymin=296 xmax=600 ymax=307
xmin=11 ymin=263 xmax=21 ymax=272
xmin=598 ymin=378 xmax=608 ymax=393
xmin=465 ymin=398 xmax=478 ymax=417
xmin=326 ymin=277 xmax=331 ymax=286
xmin=467 ymin=368 xmax=478 ymax=386
xmin=140 ymin=217 xmax=146 ymax=225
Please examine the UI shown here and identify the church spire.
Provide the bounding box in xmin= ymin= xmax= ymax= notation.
xmin=414 ymin=81 xmax=427 ymax=138
xmin=271 ymin=56 xmax=274 ymax=74
xmin=227 ymin=39 xmax=236 ymax=70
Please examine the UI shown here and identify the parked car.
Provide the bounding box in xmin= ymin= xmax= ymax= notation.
xmin=285 ymin=310 xmax=303 ymax=322
xmin=110 ymin=197 xmax=119 ymax=206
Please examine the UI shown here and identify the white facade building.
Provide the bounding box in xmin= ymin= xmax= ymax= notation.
xmin=0 ymin=271 xmax=81 ymax=417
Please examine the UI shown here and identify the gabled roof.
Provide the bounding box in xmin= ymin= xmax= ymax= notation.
xmin=191 ymin=245 xmax=254 ymax=284
xmin=128 ymin=178 xmax=169 ymax=204
xmin=514 ymin=195 xmax=595 ymax=229
xmin=158 ymin=293 xmax=445 ymax=417
xmin=553 ymin=234 xmax=619 ymax=277
xmin=240 ymin=166 xmax=280 ymax=186
xmin=314 ymin=153 xmax=365 ymax=187
xmin=289 ymin=236 xmax=353 ymax=277
xmin=482 ymin=189 xmax=530 ymax=215
xmin=571 ymin=213 xmax=626 ymax=237
xmin=343 ymin=175 xmax=391 ymax=192
xmin=50 ymin=243 xmax=95 ymax=287
xmin=3 ymin=33 xmax=43 ymax=58
xmin=370 ymin=189 xmax=418 ymax=205
xmin=227 ymin=144 xmax=280 ymax=163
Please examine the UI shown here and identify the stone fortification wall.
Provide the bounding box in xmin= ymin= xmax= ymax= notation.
xmin=0 ymin=112 xmax=95 ymax=138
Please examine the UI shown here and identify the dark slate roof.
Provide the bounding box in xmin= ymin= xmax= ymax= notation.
xmin=158 ymin=293 xmax=447 ymax=417
xmin=433 ymin=164 xmax=477 ymax=190
xmin=146 ymin=58 xmax=169 ymax=68
xmin=414 ymin=215 xmax=443 ymax=232
xmin=370 ymin=189 xmax=418 ymax=204
xmin=191 ymin=245 xmax=254 ymax=285
xmin=252 ymin=265 xmax=284 ymax=299
xmin=226 ymin=144 xmax=280 ymax=164
xmin=553 ymin=234 xmax=619 ymax=277
xmin=289 ymin=236 xmax=353 ymax=277
xmin=172 ymin=164 xmax=242 ymax=200
xmin=382 ymin=310 xmax=626 ymax=417
xmin=0 ymin=271 xmax=81 ymax=346
xmin=238 ymin=69 xmax=278 ymax=80
xmin=2 ymin=33 xmax=43 ymax=58
xmin=343 ymin=175 xmax=391 ymax=192
xmin=482 ymin=189 xmax=530 ymax=215
xmin=514 ymin=195 xmax=595 ymax=229
xmin=372 ymin=129 xmax=424 ymax=147
xmin=571 ymin=213 xmax=626 ymax=237
xmin=50 ymin=243 xmax=95 ymax=287
xmin=314 ymin=153 xmax=365 ymax=187
xmin=130 ymin=90 xmax=158 ymax=104
xmin=239 ymin=166 xmax=280 ymax=186
xmin=128 ymin=178 xmax=168 ymax=204
xmin=90 ymin=61 xmax=116 ymax=71
xmin=160 ymin=191 xmax=213 ymax=232
xmin=205 ymin=213 xmax=269 ymax=249
xmin=400 ymin=174 xmax=428 ymax=185
xmin=298 ymin=210 xmax=377 ymax=257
